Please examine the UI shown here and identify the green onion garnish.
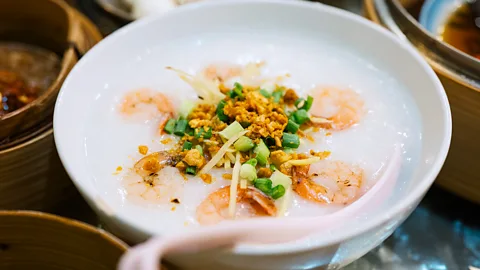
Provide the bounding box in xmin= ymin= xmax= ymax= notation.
xmin=194 ymin=127 xmax=212 ymax=139
xmin=282 ymin=133 xmax=300 ymax=148
xmin=216 ymin=100 xmax=229 ymax=122
xmin=186 ymin=125 xmax=194 ymax=136
xmin=270 ymin=185 xmax=286 ymax=199
xmin=254 ymin=140 xmax=270 ymax=166
xmin=174 ymin=119 xmax=188 ymax=136
xmin=301 ymin=96 xmax=314 ymax=111
xmin=232 ymin=82 xmax=244 ymax=99
xmin=292 ymin=109 xmax=309 ymax=125
xmin=285 ymin=119 xmax=300 ymax=133
xmin=244 ymin=158 xmax=258 ymax=167
xmin=234 ymin=136 xmax=255 ymax=152
xmin=259 ymin=89 xmax=271 ymax=98
xmin=294 ymin=98 xmax=305 ymax=108
xmin=254 ymin=178 xmax=273 ymax=195
xmin=195 ymin=145 xmax=203 ymax=155
xmin=272 ymin=90 xmax=283 ymax=103
xmin=186 ymin=166 xmax=197 ymax=175
xmin=203 ymin=127 xmax=212 ymax=139
xmin=182 ymin=141 xmax=192 ymax=151
xmin=265 ymin=136 xmax=275 ymax=147
xmin=163 ymin=119 xmax=176 ymax=134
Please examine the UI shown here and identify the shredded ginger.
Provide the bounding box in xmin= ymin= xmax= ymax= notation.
xmin=229 ymin=152 xmax=242 ymax=218
xmin=166 ymin=66 xmax=225 ymax=104
xmin=198 ymin=130 xmax=248 ymax=175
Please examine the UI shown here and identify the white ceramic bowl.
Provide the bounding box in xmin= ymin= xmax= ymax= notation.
xmin=54 ymin=1 xmax=452 ymax=269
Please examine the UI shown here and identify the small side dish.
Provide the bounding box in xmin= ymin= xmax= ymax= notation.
xmin=0 ymin=43 xmax=60 ymax=117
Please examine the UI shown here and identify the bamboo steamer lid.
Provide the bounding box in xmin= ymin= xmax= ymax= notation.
xmin=0 ymin=6 xmax=102 ymax=210
xmin=0 ymin=211 xmax=127 ymax=270
xmin=364 ymin=0 xmax=480 ymax=204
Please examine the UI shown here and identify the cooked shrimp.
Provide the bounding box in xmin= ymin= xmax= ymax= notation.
xmin=121 ymin=88 xmax=174 ymax=115
xmin=120 ymin=89 xmax=175 ymax=133
xmin=133 ymin=151 xmax=178 ymax=181
xmin=309 ymin=87 xmax=364 ymax=130
xmin=293 ymin=160 xmax=364 ymax=205
xmin=122 ymin=151 xmax=183 ymax=203
xmin=196 ymin=186 xmax=277 ymax=225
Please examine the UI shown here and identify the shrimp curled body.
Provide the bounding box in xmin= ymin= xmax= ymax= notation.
xmin=293 ymin=160 xmax=364 ymax=205
xmin=196 ymin=186 xmax=277 ymax=225
xmin=120 ymin=89 xmax=175 ymax=133
xmin=309 ymin=87 xmax=364 ymax=130
xmin=123 ymin=151 xmax=182 ymax=203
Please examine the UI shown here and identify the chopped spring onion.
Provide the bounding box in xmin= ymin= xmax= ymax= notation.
xmin=232 ymin=82 xmax=244 ymax=99
xmin=229 ymin=152 xmax=242 ymax=217
xmin=282 ymin=133 xmax=300 ymax=148
xmin=270 ymin=170 xmax=291 ymax=188
xmin=265 ymin=136 xmax=275 ymax=147
xmin=294 ymin=98 xmax=305 ymax=108
xmin=234 ymin=136 xmax=255 ymax=152
xmin=240 ymin=163 xmax=257 ymax=182
xmin=272 ymin=90 xmax=283 ymax=103
xmin=198 ymin=130 xmax=248 ymax=175
xmin=285 ymin=119 xmax=299 ymax=134
xmin=219 ymin=121 xmax=244 ymax=140
xmin=292 ymin=109 xmax=310 ymax=125
xmin=182 ymin=141 xmax=192 ymax=151
xmin=301 ymin=95 xmax=314 ymax=111
xmin=195 ymin=145 xmax=203 ymax=155
xmin=269 ymin=164 xmax=277 ymax=171
xmin=185 ymin=125 xmax=194 ymax=136
xmin=174 ymin=119 xmax=188 ymax=136
xmin=283 ymin=147 xmax=295 ymax=154
xmin=254 ymin=140 xmax=270 ymax=166
xmin=203 ymin=127 xmax=212 ymax=139
xmin=270 ymin=170 xmax=292 ymax=216
xmin=288 ymin=157 xmax=321 ymax=166
xmin=216 ymin=100 xmax=229 ymax=122
xmin=244 ymin=158 xmax=258 ymax=167
xmin=254 ymin=178 xmax=273 ymax=195
xmin=163 ymin=119 xmax=176 ymax=134
xmin=195 ymin=127 xmax=212 ymax=139
xmin=270 ymin=185 xmax=286 ymax=200
xmin=186 ymin=166 xmax=197 ymax=175
xmin=180 ymin=100 xmax=196 ymax=118
xmin=259 ymin=89 xmax=271 ymax=98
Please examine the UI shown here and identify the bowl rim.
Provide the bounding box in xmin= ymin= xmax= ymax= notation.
xmin=0 ymin=210 xmax=128 ymax=251
xmin=54 ymin=0 xmax=452 ymax=254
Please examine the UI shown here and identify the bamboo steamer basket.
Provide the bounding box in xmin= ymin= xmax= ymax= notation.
xmin=0 ymin=0 xmax=93 ymax=140
xmin=0 ymin=8 xmax=103 ymax=210
xmin=364 ymin=0 xmax=480 ymax=203
xmin=0 ymin=211 xmax=127 ymax=270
